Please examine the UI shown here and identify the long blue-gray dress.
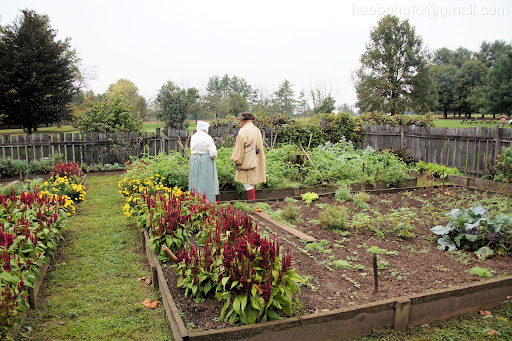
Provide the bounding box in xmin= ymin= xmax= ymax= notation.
xmin=188 ymin=154 xmax=219 ymax=202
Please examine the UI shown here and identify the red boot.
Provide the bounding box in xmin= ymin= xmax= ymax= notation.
xmin=247 ymin=188 xmax=255 ymax=200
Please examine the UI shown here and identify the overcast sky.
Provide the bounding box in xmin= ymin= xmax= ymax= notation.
xmin=1 ymin=0 xmax=511 ymax=108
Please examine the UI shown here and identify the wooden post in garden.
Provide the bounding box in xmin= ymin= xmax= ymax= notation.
xmin=373 ymin=254 xmax=378 ymax=293
xmin=494 ymin=126 xmax=502 ymax=166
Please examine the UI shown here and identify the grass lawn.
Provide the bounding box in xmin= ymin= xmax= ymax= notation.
xmin=21 ymin=175 xmax=173 ymax=340
xmin=432 ymin=118 xmax=511 ymax=129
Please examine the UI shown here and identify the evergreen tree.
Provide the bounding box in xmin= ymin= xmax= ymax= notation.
xmin=355 ymin=15 xmax=436 ymax=115
xmin=155 ymin=81 xmax=199 ymax=129
xmin=274 ymin=79 xmax=296 ymax=114
xmin=0 ymin=9 xmax=78 ymax=134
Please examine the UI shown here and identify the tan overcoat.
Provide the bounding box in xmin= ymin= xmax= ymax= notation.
xmin=231 ymin=122 xmax=266 ymax=185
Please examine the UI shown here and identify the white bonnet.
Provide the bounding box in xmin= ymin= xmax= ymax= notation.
xmin=197 ymin=121 xmax=209 ymax=132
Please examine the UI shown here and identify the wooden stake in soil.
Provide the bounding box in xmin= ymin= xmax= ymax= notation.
xmin=161 ymin=245 xmax=178 ymax=263
xmin=373 ymin=254 xmax=379 ymax=293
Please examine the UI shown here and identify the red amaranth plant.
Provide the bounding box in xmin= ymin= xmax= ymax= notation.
xmin=50 ymin=162 xmax=83 ymax=180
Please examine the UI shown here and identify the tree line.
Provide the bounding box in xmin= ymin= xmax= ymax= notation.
xmin=0 ymin=10 xmax=511 ymax=134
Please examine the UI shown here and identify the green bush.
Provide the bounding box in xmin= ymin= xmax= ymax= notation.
xmin=73 ymin=93 xmax=143 ymax=133
xmin=319 ymin=204 xmax=349 ymax=230
xmin=0 ymin=156 xmax=60 ymax=178
xmin=280 ymin=203 xmax=301 ymax=222
xmin=335 ymin=184 xmax=352 ymax=202
xmin=415 ymin=161 xmax=460 ymax=178
xmin=352 ymin=192 xmax=371 ymax=209
xmin=495 ymin=145 xmax=512 ymax=182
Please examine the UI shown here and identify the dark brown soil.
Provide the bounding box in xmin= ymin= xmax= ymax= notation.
xmin=162 ymin=186 xmax=512 ymax=332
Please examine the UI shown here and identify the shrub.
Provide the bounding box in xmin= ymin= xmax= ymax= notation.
xmin=352 ymin=192 xmax=371 ymax=209
xmin=73 ymin=93 xmax=143 ymax=133
xmin=280 ymin=203 xmax=301 ymax=222
xmin=319 ymin=205 xmax=349 ymax=230
xmin=495 ymin=145 xmax=512 ymax=182
xmin=335 ymin=185 xmax=351 ymax=202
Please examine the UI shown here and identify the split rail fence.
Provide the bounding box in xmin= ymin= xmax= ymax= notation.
xmin=362 ymin=125 xmax=512 ymax=174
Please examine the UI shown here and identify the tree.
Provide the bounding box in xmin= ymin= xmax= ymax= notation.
xmin=217 ymin=93 xmax=249 ymax=117
xmin=432 ymin=64 xmax=457 ymax=118
xmin=485 ymin=47 xmax=512 ymax=115
xmin=155 ymin=81 xmax=199 ymax=129
xmin=204 ymin=74 xmax=256 ymax=116
xmin=451 ymin=47 xmax=474 ymax=68
xmin=0 ymin=9 xmax=78 ymax=134
xmin=433 ymin=47 xmax=454 ymax=65
xmin=338 ymin=103 xmax=355 ymax=114
xmin=106 ymin=79 xmax=148 ymax=119
xmin=355 ymin=15 xmax=435 ymax=115
xmin=452 ymin=60 xmax=487 ymax=118
xmin=73 ymin=93 xmax=143 ymax=133
xmin=476 ymin=40 xmax=509 ymax=68
xmin=313 ymin=96 xmax=336 ymax=114
xmin=296 ymin=90 xmax=310 ymax=117
xmin=274 ymin=80 xmax=296 ymax=114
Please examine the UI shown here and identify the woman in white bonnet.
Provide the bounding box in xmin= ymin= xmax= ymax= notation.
xmin=188 ymin=121 xmax=219 ymax=202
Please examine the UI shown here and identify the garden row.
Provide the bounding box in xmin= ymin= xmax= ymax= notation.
xmin=0 ymin=162 xmax=86 ymax=339
xmin=120 ymin=161 xmax=512 ymax=338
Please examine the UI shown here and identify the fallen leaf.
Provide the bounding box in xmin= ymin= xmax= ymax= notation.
xmin=487 ymin=330 xmax=500 ymax=337
xmin=479 ymin=310 xmax=492 ymax=316
xmin=444 ymin=191 xmax=451 ymax=195
xmin=141 ymin=298 xmax=160 ymax=309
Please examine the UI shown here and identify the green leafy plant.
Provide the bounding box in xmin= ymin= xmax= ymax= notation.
xmin=335 ymin=184 xmax=352 ymax=202
xmin=469 ymin=267 xmax=493 ymax=278
xmin=351 ymin=212 xmax=371 ymax=230
xmin=352 ymin=192 xmax=371 ymax=209
xmin=431 ymin=205 xmax=512 ymax=260
xmin=415 ymin=160 xmax=460 ymax=178
xmin=319 ymin=205 xmax=349 ymax=230
xmin=301 ymin=192 xmax=319 ymax=206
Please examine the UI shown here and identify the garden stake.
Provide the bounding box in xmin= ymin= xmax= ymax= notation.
xmin=373 ymin=254 xmax=379 ymax=293
xmin=161 ymin=245 xmax=178 ymax=263
xmin=307 ymin=133 xmax=313 ymax=150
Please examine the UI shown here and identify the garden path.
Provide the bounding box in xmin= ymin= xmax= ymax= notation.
xmin=20 ymin=175 xmax=173 ymax=340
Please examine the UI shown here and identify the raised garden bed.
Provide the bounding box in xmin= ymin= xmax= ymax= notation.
xmin=218 ymin=178 xmax=418 ymax=201
xmin=143 ymin=185 xmax=512 ymax=340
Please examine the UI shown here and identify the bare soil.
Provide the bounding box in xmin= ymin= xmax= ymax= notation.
xmin=162 ymin=186 xmax=512 ymax=332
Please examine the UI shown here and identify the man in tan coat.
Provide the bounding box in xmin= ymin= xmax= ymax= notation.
xmin=231 ymin=112 xmax=266 ymax=200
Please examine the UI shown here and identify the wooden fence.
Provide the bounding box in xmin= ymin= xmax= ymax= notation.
xmin=0 ymin=124 xmax=278 ymax=166
xmin=362 ymin=125 xmax=512 ymax=174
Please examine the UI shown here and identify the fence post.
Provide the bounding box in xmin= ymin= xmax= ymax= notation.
xmin=494 ymin=126 xmax=502 ymax=165
xmin=400 ymin=125 xmax=406 ymax=149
